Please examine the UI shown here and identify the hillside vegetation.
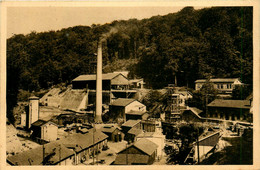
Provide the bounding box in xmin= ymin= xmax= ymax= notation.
xmin=7 ymin=7 xmax=253 ymax=123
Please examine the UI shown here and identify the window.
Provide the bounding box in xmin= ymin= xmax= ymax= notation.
xmin=221 ymin=84 xmax=223 ymax=89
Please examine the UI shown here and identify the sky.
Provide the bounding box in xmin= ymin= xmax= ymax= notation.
xmin=7 ymin=6 xmax=205 ymax=38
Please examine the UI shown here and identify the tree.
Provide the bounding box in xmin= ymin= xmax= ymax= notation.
xmin=187 ymin=79 xmax=218 ymax=112
xmin=232 ymin=85 xmax=252 ymax=100
xmin=164 ymin=123 xmax=204 ymax=164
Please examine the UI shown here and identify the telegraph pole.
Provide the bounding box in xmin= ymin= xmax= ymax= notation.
xmin=197 ymin=128 xmax=200 ymax=164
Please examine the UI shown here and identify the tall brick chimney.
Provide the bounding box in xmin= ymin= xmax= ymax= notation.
xmin=95 ymin=41 xmax=103 ymax=123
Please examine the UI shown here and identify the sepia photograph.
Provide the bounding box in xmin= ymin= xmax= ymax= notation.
xmin=1 ymin=1 xmax=259 ymax=168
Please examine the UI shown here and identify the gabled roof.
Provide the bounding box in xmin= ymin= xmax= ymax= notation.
xmin=113 ymin=154 xmax=149 ymax=165
xmin=121 ymin=119 xmax=141 ymax=127
xmin=134 ymin=138 xmax=158 ymax=155
xmin=126 ymin=110 xmax=146 ymax=116
xmin=128 ymin=128 xmax=143 ymax=136
xmin=7 ymin=142 xmax=74 ymax=165
xmin=72 ymin=73 xmax=121 ymax=81
xmin=31 ymin=120 xmax=58 ymax=127
xmin=101 ymin=125 xmax=121 ymax=134
xmin=207 ymin=99 xmax=251 ymax=109
xmin=110 ymin=98 xmax=137 ymax=107
xmin=195 ymin=78 xmax=241 ymax=83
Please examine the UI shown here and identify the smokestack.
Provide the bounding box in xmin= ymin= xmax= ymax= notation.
xmin=95 ymin=41 xmax=103 ymax=123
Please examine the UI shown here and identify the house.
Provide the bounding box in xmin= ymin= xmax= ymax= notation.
xmin=113 ymin=138 xmax=158 ymax=165
xmin=136 ymin=132 xmax=165 ymax=159
xmin=100 ymin=125 xmax=124 ymax=142
xmin=125 ymin=110 xmax=149 ymax=121
xmin=109 ymin=98 xmax=146 ymax=122
xmin=57 ymin=129 xmax=108 ymax=165
xmin=195 ymin=78 xmax=243 ymax=94
xmin=7 ymin=142 xmax=75 ymax=165
xmin=30 ymin=119 xmax=58 ymax=142
xmin=207 ymin=99 xmax=252 ymax=122
xmin=129 ymin=79 xmax=145 ymax=89
xmin=72 ymin=72 xmax=129 ymax=90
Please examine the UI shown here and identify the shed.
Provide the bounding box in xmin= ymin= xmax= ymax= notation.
xmin=113 ymin=138 xmax=158 ymax=165
xmin=100 ymin=125 xmax=124 ymax=142
xmin=30 ymin=119 xmax=58 ymax=142
xmin=109 ymin=98 xmax=146 ymax=122
xmin=72 ymin=73 xmax=129 ymax=90
xmin=121 ymin=119 xmax=142 ymax=134
xmin=125 ymin=110 xmax=149 ymax=121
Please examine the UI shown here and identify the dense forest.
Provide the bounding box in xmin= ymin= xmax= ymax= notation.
xmin=7 ymin=7 xmax=253 ymax=123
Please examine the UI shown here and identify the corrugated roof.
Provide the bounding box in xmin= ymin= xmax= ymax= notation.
xmin=126 ymin=110 xmax=146 ymax=116
xmin=7 ymin=142 xmax=74 ymax=165
xmin=134 ymin=138 xmax=158 ymax=156
xmin=122 ymin=119 xmax=141 ymax=127
xmin=72 ymin=73 xmax=120 ymax=81
xmin=110 ymin=98 xmax=136 ymax=107
xmin=113 ymin=154 xmax=149 ymax=165
xmin=195 ymin=78 xmax=240 ymax=83
xmin=207 ymin=99 xmax=251 ymax=109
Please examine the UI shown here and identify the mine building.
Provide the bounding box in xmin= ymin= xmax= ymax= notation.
xmin=113 ymin=138 xmax=158 ymax=165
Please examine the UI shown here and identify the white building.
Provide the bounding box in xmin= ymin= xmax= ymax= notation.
xmin=195 ymin=78 xmax=243 ymax=94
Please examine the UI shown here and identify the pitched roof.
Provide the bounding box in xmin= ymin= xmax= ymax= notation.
xmin=7 ymin=142 xmax=74 ymax=165
xmin=113 ymin=154 xmax=149 ymax=165
xmin=207 ymin=99 xmax=251 ymax=109
xmin=128 ymin=128 xmax=143 ymax=136
xmin=57 ymin=129 xmax=108 ymax=152
xmin=110 ymin=98 xmax=137 ymax=107
xmin=31 ymin=119 xmax=58 ymax=127
xmin=122 ymin=119 xmax=141 ymax=127
xmin=195 ymin=78 xmax=240 ymax=83
xmin=134 ymin=138 xmax=158 ymax=155
xmin=72 ymin=73 xmax=120 ymax=81
xmin=101 ymin=125 xmax=120 ymax=133
xmin=126 ymin=110 xmax=146 ymax=116
xmin=31 ymin=119 xmax=47 ymax=127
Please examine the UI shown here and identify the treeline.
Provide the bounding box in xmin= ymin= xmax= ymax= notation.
xmin=7 ymin=7 xmax=252 ymax=122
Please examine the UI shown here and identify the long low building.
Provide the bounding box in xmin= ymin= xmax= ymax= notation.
xmin=56 ymin=129 xmax=108 ymax=165
xmin=207 ymin=99 xmax=252 ymax=122
xmin=7 ymin=142 xmax=75 ymax=165
xmin=7 ymin=129 xmax=108 ymax=166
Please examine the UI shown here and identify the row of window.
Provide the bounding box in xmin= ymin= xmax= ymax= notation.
xmin=217 ymin=84 xmax=232 ymax=89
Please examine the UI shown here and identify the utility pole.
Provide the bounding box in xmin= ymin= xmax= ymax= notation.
xmin=126 ymin=143 xmax=128 ymax=165
xmin=59 ymin=144 xmax=61 ymax=165
xmin=197 ymin=128 xmax=200 ymax=165
xmin=42 ymin=126 xmax=45 ymax=165
xmin=93 ymin=125 xmax=95 ymax=165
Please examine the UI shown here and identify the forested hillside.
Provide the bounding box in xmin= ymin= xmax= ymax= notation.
xmin=7 ymin=7 xmax=253 ymax=123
